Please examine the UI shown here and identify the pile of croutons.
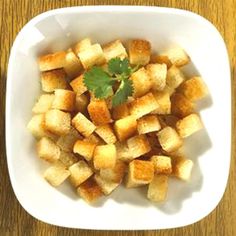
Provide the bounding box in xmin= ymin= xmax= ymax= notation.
xmin=27 ymin=38 xmax=208 ymax=204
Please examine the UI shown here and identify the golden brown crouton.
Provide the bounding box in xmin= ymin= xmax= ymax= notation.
xmin=116 ymin=142 xmax=134 ymax=162
xmin=59 ymin=151 xmax=79 ymax=168
xmin=38 ymin=51 xmax=66 ymax=71
xmin=83 ymin=133 xmax=104 ymax=145
xmin=69 ymin=161 xmax=93 ymax=187
xmin=41 ymin=69 xmax=68 ymax=92
xmin=158 ymin=115 xmax=180 ymax=128
xmin=151 ymin=91 xmax=171 ymax=115
xmin=173 ymin=157 xmax=193 ymax=181
xmin=73 ymin=38 xmax=92 ymax=55
xmin=73 ymin=140 xmax=97 ymax=161
xmin=95 ymin=124 xmax=117 ymax=144
xmin=151 ymin=155 xmax=172 ymax=174
xmin=129 ymin=39 xmax=151 ymax=65
xmin=93 ymin=144 xmax=116 ymax=169
xmin=112 ymin=103 xmax=130 ymax=120
xmin=75 ymin=93 xmax=89 ymax=113
xmin=150 ymin=55 xmax=172 ymax=68
xmin=70 ymin=74 xmax=87 ymax=96
xmin=126 ymin=160 xmax=154 ymax=188
xmin=32 ymin=94 xmax=55 ymax=114
xmin=147 ymin=175 xmax=168 ymax=202
xmin=45 ymin=109 xmax=71 ymax=136
xmin=72 ymin=112 xmax=96 ymax=137
xmin=137 ymin=115 xmax=161 ymax=134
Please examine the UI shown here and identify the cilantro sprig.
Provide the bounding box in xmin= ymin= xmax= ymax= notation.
xmin=84 ymin=58 xmax=138 ymax=107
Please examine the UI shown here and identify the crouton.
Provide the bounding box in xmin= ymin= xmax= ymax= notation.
xmin=52 ymin=89 xmax=76 ymax=112
xmin=151 ymin=91 xmax=171 ymax=115
xmin=157 ymin=126 xmax=183 ymax=152
xmin=44 ymin=161 xmax=70 ymax=186
xmin=130 ymin=67 xmax=152 ymax=98
xmin=137 ymin=115 xmax=161 ymax=134
xmin=88 ymin=100 xmax=112 ymax=125
xmin=37 ymin=137 xmax=60 ymax=163
xmin=70 ymin=74 xmax=87 ymax=96
xmin=41 ymin=69 xmax=68 ymax=92
xmin=69 ymin=161 xmax=93 ymax=187
xmin=59 ymin=151 xmax=79 ymax=168
xmin=150 ymin=55 xmax=172 ymax=68
xmin=177 ymin=76 xmax=208 ymax=101
xmin=173 ymin=157 xmax=193 ymax=181
xmin=176 ymin=114 xmax=203 ymax=138
xmin=127 ymin=134 xmax=151 ymax=158
xmin=151 ymin=155 xmax=172 ymax=174
xmin=103 ymin=39 xmax=128 ymax=61
xmin=114 ymin=115 xmax=137 ymax=141
xmin=95 ymin=124 xmax=117 ymax=144
xmin=129 ymin=92 xmax=159 ymax=119
xmin=129 ymin=39 xmax=151 ymax=65
xmin=93 ymin=144 xmax=116 ymax=169
xmin=146 ymin=63 xmax=167 ymax=91
xmin=112 ymin=103 xmax=130 ymax=120
xmin=126 ymin=160 xmax=154 ymax=188
xmin=77 ymin=177 xmax=103 ymax=203
xmin=116 ymin=142 xmax=133 ymax=162
xmin=75 ymin=93 xmax=89 ymax=112
xmin=73 ymin=38 xmax=92 ymax=55
xmin=83 ymin=133 xmax=104 ymax=145
xmin=147 ymin=175 xmax=168 ymax=202
xmin=72 ymin=112 xmax=96 ymax=137
xmin=38 ymin=51 xmax=66 ymax=71
xmin=45 ymin=109 xmax=71 ymax=136
xmin=78 ymin=43 xmax=106 ymax=69
xmin=73 ymin=140 xmax=97 ymax=161
xmin=32 ymin=94 xmax=55 ymax=114
xmin=158 ymin=115 xmax=180 ymax=128
xmin=171 ymin=93 xmax=195 ymax=118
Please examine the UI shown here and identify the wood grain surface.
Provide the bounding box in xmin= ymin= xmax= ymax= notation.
xmin=0 ymin=0 xmax=235 ymax=235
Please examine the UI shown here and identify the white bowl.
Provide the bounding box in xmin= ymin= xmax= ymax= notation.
xmin=6 ymin=6 xmax=231 ymax=230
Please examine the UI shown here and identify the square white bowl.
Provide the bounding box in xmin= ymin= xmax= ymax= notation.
xmin=6 ymin=6 xmax=231 ymax=230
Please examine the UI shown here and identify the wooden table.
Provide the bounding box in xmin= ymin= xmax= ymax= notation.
xmin=1 ymin=0 xmax=235 ymax=235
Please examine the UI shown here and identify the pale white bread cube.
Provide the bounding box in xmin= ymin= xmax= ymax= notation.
xmin=137 ymin=115 xmax=161 ymax=134
xmin=157 ymin=126 xmax=183 ymax=152
xmin=150 ymin=54 xmax=172 ymax=69
xmin=45 ymin=109 xmax=71 ymax=136
xmin=147 ymin=175 xmax=168 ymax=202
xmin=37 ymin=137 xmax=61 ymax=163
xmin=146 ymin=63 xmax=167 ymax=91
xmin=129 ymin=39 xmax=151 ymax=65
xmin=44 ymin=161 xmax=70 ymax=187
xmin=52 ymin=89 xmax=76 ymax=112
xmin=73 ymin=38 xmax=92 ymax=55
xmin=95 ymin=124 xmax=117 ymax=144
xmin=129 ymin=92 xmax=159 ymax=119
xmin=116 ymin=142 xmax=134 ymax=162
xmin=59 ymin=151 xmax=79 ymax=168
xmin=112 ymin=103 xmax=130 ymax=120
xmin=83 ymin=133 xmax=104 ymax=145
xmin=75 ymin=93 xmax=89 ymax=113
xmin=126 ymin=160 xmax=154 ymax=188
xmin=127 ymin=134 xmax=151 ymax=158
xmin=72 ymin=112 xmax=96 ymax=137
xmin=41 ymin=69 xmax=68 ymax=92
xmin=151 ymin=91 xmax=171 ymax=115
xmin=151 ymin=155 xmax=172 ymax=174
xmin=38 ymin=51 xmax=66 ymax=71
xmin=73 ymin=140 xmax=97 ymax=161
xmin=114 ymin=115 xmax=137 ymax=141
xmin=130 ymin=67 xmax=152 ymax=98
xmin=93 ymin=144 xmax=116 ymax=170
xmin=70 ymin=74 xmax=87 ymax=96
xmin=69 ymin=161 xmax=93 ymax=187
xmin=176 ymin=114 xmax=203 ymax=138
xmin=78 ymin=43 xmax=106 ymax=69
xmin=32 ymin=94 xmax=55 ymax=114
xmin=103 ymin=39 xmax=128 ymax=61
xmin=177 ymin=76 xmax=209 ymax=101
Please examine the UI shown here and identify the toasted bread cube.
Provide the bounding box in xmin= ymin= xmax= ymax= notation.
xmin=73 ymin=38 xmax=92 ymax=55
xmin=70 ymin=74 xmax=87 ymax=96
xmin=45 ymin=109 xmax=71 ymax=135
xmin=32 ymin=94 xmax=55 ymax=114
xmin=129 ymin=92 xmax=159 ymax=119
xmin=178 ymin=76 xmax=208 ymax=101
xmin=146 ymin=64 xmax=167 ymax=91
xmin=157 ymin=126 xmax=183 ymax=152
xmin=73 ymin=140 xmax=97 ymax=161
xmin=52 ymin=89 xmax=76 ymax=112
xmin=151 ymin=91 xmax=171 ymax=115
xmin=137 ymin=115 xmax=161 ymax=134
xmin=94 ymin=144 xmax=116 ymax=169
xmin=37 ymin=137 xmax=60 ymax=163
xmin=147 ymin=175 xmax=168 ymax=202
xmin=130 ymin=67 xmax=152 ymax=98
xmin=129 ymin=40 xmax=151 ymax=65
xmin=127 ymin=134 xmax=151 ymax=158
xmin=176 ymin=114 xmax=203 ymax=138
xmin=95 ymin=124 xmax=117 ymax=144
xmin=69 ymin=161 xmax=93 ymax=187
xmin=151 ymin=155 xmax=172 ymax=174
xmin=150 ymin=55 xmax=172 ymax=68
xmin=83 ymin=133 xmax=104 ymax=145
xmin=88 ymin=100 xmax=112 ymax=125
xmin=59 ymin=151 xmax=78 ymax=168
xmin=77 ymin=177 xmax=103 ymax=203
xmin=112 ymin=103 xmax=130 ymax=120
xmin=116 ymin=142 xmax=133 ymax=162
xmin=158 ymin=115 xmax=180 ymax=128
xmin=126 ymin=160 xmax=154 ymax=188
xmin=171 ymin=93 xmax=195 ymax=118
xmin=103 ymin=39 xmax=128 ymax=61
xmin=72 ymin=112 xmax=96 ymax=137
xmin=38 ymin=51 xmax=66 ymax=71
xmin=41 ymin=69 xmax=68 ymax=92
xmin=44 ymin=162 xmax=70 ymax=187
xmin=75 ymin=93 xmax=89 ymax=112
xmin=173 ymin=158 xmax=193 ymax=181
xmin=78 ymin=43 xmax=106 ymax=69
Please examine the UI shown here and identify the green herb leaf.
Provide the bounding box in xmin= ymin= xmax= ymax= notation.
xmin=108 ymin=58 xmax=131 ymax=76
